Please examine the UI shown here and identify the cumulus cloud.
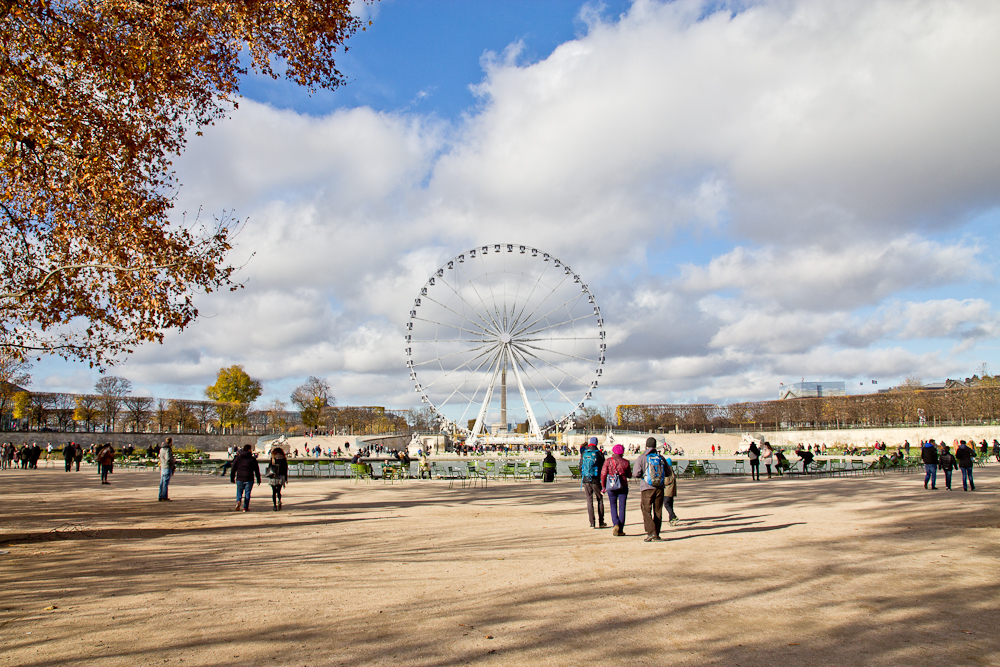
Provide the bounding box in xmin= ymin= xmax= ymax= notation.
xmin=36 ymin=0 xmax=1000 ymax=409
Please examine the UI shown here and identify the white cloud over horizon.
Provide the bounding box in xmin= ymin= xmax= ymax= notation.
xmin=32 ymin=0 xmax=1000 ymax=415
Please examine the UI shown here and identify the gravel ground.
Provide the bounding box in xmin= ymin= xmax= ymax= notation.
xmin=1 ymin=465 xmax=997 ymax=666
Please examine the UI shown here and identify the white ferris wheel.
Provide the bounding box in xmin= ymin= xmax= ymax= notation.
xmin=406 ymin=243 xmax=605 ymax=443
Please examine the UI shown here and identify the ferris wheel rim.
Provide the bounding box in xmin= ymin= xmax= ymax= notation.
xmin=405 ymin=243 xmax=606 ymax=437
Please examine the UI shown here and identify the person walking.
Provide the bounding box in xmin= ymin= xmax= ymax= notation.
xmin=73 ymin=442 xmax=83 ymax=471
xmin=158 ymin=437 xmax=175 ymax=501
xmin=921 ymin=439 xmax=939 ymax=490
xmin=633 ymin=437 xmax=668 ymax=542
xmin=601 ymin=444 xmax=632 ymax=536
xmin=955 ymin=440 xmax=976 ymax=491
xmin=938 ymin=444 xmax=956 ymax=490
xmin=268 ymin=446 xmax=289 ymax=511
xmin=96 ymin=442 xmax=115 ymax=484
xmin=580 ymin=436 xmax=607 ymax=529
xmin=63 ymin=442 xmax=75 ymax=472
xmin=748 ymin=440 xmax=760 ymax=480
xmin=760 ymin=442 xmax=775 ymax=479
xmin=993 ymin=439 xmax=1000 ymax=463
xmin=230 ymin=444 xmax=261 ymax=511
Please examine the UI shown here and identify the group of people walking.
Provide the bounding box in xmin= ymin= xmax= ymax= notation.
xmin=920 ymin=439 xmax=978 ymax=491
xmin=580 ymin=437 xmax=678 ymax=542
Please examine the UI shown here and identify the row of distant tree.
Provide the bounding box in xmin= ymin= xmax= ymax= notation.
xmin=615 ymin=376 xmax=1000 ymax=433
xmin=0 ymin=354 xmax=446 ymax=436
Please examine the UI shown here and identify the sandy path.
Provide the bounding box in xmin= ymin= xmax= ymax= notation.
xmin=1 ymin=466 xmax=997 ymax=666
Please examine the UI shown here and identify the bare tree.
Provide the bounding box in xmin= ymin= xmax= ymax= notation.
xmin=95 ymin=376 xmax=132 ymax=432
xmin=123 ymin=395 xmax=154 ymax=433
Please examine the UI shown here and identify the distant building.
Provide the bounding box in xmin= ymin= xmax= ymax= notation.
xmin=779 ymin=381 xmax=846 ymax=400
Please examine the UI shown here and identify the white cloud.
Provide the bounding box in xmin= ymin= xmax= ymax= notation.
xmin=35 ymin=0 xmax=1000 ymax=409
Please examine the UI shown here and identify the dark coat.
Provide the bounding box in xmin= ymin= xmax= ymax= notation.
xmin=230 ymin=451 xmax=261 ymax=484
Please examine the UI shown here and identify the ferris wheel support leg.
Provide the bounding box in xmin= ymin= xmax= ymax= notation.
xmin=470 ymin=361 xmax=502 ymax=444
xmin=505 ymin=347 xmax=543 ymax=440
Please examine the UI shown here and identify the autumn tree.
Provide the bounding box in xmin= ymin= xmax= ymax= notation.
xmin=1 ymin=1 xmax=369 ymax=364
xmin=0 ymin=349 xmax=29 ymax=427
xmin=205 ymin=365 xmax=262 ymax=432
xmin=73 ymin=394 xmax=100 ymax=431
xmin=291 ymin=376 xmax=333 ymax=430
xmin=11 ymin=389 xmax=29 ymax=425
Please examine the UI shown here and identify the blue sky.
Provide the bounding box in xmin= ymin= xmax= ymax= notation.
xmin=31 ymin=0 xmax=1000 ymax=423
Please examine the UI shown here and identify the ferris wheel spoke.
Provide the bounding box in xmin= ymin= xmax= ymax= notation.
xmin=454 ymin=259 xmax=503 ymax=333
xmin=517 ymin=343 xmax=601 ymax=364
xmin=512 ymin=290 xmax=589 ymax=338
xmin=412 ymin=316 xmax=489 ymax=339
xmin=435 ymin=271 xmax=501 ymax=336
xmin=421 ymin=291 xmax=495 ymax=338
xmin=507 ymin=258 xmax=554 ymax=334
xmin=477 ymin=251 xmax=507 ymax=332
xmin=432 ymin=343 xmax=505 ymax=398
xmin=519 ymin=336 xmax=602 ymax=342
xmin=512 ymin=343 xmax=592 ymax=387
xmin=510 ymin=346 xmax=582 ymax=409
xmin=509 ymin=352 xmax=558 ymax=427
xmin=411 ymin=341 xmax=495 ymax=370
xmin=509 ymin=269 xmax=572 ymax=334
xmin=517 ymin=312 xmax=597 ymax=339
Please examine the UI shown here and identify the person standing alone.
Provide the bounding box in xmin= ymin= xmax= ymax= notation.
xmin=97 ymin=442 xmax=115 ymax=484
xmin=633 ymin=437 xmax=668 ymax=542
xmin=158 ymin=437 xmax=175 ymax=501
xmin=580 ymin=437 xmax=606 ymax=529
xmin=230 ymin=444 xmax=261 ymax=511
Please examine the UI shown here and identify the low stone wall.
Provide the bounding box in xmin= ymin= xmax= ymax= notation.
xmin=0 ymin=432 xmax=257 ymax=451
xmin=754 ymin=424 xmax=1000 ymax=449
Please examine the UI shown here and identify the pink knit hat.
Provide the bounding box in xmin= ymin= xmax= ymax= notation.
xmin=612 ymin=444 xmax=625 ymax=456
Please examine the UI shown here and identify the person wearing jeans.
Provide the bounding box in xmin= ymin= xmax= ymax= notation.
xmin=921 ymin=439 xmax=939 ymax=489
xmin=158 ymin=438 xmax=174 ymax=501
xmin=601 ymin=444 xmax=632 ymax=536
xmin=230 ymin=444 xmax=261 ymax=511
xmin=955 ymin=440 xmax=976 ymax=491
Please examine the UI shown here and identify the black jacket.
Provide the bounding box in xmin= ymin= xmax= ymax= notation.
xmin=230 ymin=451 xmax=261 ymax=484
xmin=938 ymin=452 xmax=956 ymax=471
xmin=955 ymin=445 xmax=975 ymax=469
xmin=920 ymin=446 xmax=939 ymax=465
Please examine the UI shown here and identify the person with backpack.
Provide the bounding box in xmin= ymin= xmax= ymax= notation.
xmin=579 ymin=436 xmax=607 ymax=529
xmin=601 ymin=444 xmax=632 ymax=536
xmin=633 ymin=437 xmax=668 ymax=542
xmin=748 ymin=440 xmax=760 ymax=480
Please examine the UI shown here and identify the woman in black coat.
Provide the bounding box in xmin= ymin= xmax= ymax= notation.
xmin=268 ymin=446 xmax=289 ymax=511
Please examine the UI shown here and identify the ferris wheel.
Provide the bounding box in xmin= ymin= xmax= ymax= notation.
xmin=405 ymin=244 xmax=605 ymax=442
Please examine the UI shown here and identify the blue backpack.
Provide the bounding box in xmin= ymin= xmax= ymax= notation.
xmin=581 ymin=447 xmax=599 ymax=478
xmin=644 ymin=453 xmax=666 ymax=487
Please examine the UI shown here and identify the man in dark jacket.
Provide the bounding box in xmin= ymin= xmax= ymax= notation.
xmin=230 ymin=444 xmax=261 ymax=512
xmin=955 ymin=440 xmax=976 ymax=491
xmin=63 ymin=442 xmax=75 ymax=472
xmin=921 ymin=439 xmax=939 ymax=489
xmin=580 ymin=437 xmax=606 ymax=529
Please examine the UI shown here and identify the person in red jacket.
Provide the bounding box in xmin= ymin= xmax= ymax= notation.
xmin=601 ymin=444 xmax=632 ymax=536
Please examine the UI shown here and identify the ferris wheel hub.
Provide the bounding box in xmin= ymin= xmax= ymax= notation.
xmin=500 ymin=332 xmax=512 ymax=344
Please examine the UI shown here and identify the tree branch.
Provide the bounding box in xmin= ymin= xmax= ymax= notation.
xmin=0 ymin=261 xmax=188 ymax=300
